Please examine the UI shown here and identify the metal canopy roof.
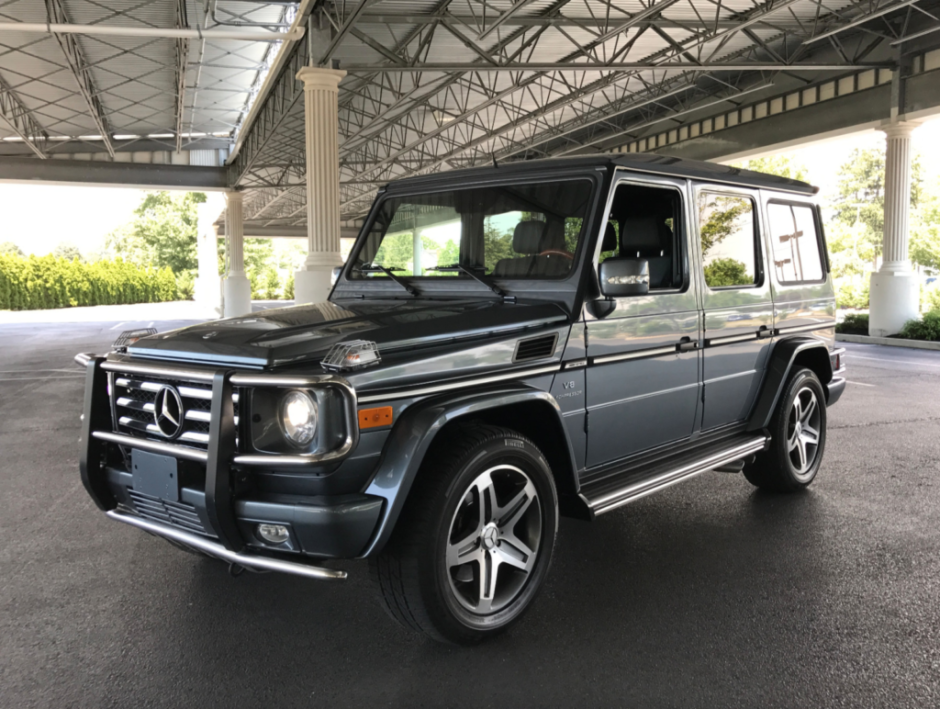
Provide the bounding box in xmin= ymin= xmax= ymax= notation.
xmin=1 ymin=0 xmax=938 ymax=230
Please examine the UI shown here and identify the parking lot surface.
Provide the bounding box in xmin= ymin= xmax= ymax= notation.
xmin=2 ymin=314 xmax=939 ymax=708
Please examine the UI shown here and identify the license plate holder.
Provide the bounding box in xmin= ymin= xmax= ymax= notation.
xmin=132 ymin=449 xmax=179 ymax=502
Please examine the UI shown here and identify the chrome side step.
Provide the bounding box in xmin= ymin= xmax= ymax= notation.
xmin=106 ymin=510 xmax=347 ymax=580
xmin=587 ymin=435 xmax=769 ymax=516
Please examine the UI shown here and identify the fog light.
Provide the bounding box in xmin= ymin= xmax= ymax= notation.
xmin=257 ymin=523 xmax=290 ymax=545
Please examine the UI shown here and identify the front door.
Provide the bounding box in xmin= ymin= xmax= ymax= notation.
xmin=693 ymin=184 xmax=774 ymax=430
xmin=584 ymin=175 xmax=702 ymax=468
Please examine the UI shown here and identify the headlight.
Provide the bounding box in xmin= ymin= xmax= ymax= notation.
xmin=278 ymin=390 xmax=318 ymax=447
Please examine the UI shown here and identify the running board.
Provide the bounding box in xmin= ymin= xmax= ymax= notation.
xmin=584 ymin=435 xmax=769 ymax=516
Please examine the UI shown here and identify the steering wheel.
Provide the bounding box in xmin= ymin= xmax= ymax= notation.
xmin=538 ymin=249 xmax=574 ymax=260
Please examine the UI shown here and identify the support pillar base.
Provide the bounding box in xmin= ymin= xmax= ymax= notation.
xmin=294 ymin=266 xmax=337 ymax=305
xmin=223 ymin=274 xmax=251 ymax=318
xmin=869 ymin=270 xmax=919 ymax=337
xmin=194 ymin=276 xmax=222 ymax=316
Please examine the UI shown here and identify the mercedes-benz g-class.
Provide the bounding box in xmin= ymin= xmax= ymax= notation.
xmin=77 ymin=154 xmax=845 ymax=644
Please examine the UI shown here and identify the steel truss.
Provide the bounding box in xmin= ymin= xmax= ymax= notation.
xmin=228 ymin=0 xmax=940 ymax=227
xmin=0 ymin=1 xmax=938 ymax=229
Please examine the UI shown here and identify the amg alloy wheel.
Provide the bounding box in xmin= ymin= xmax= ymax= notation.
xmin=446 ymin=465 xmax=542 ymax=615
xmin=370 ymin=424 xmax=558 ymax=644
xmin=786 ymin=385 xmax=822 ymax=477
xmin=744 ymin=367 xmax=828 ymax=492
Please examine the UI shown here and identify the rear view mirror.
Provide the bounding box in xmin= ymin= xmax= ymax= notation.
xmin=599 ymin=258 xmax=649 ymax=297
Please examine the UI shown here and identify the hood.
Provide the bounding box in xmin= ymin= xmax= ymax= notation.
xmin=127 ymin=299 xmax=571 ymax=369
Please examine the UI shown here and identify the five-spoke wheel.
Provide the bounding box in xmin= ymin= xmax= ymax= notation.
xmin=371 ymin=424 xmax=557 ymax=644
xmin=446 ymin=465 xmax=542 ymax=615
xmin=744 ymin=367 xmax=828 ymax=492
xmin=787 ymin=386 xmax=821 ymax=475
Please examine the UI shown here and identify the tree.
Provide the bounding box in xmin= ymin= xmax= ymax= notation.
xmin=106 ymin=191 xmax=207 ymax=273
xmin=52 ymin=242 xmax=82 ymax=261
xmin=698 ymin=195 xmax=751 ymax=255
xmin=439 ymin=239 xmax=459 ymax=266
xmin=483 ymin=222 xmax=516 ymax=272
xmin=372 ymin=232 xmax=440 ymax=274
xmin=910 ymin=194 xmax=940 ymax=272
xmin=733 ymin=155 xmax=808 ymax=182
xmin=830 ymin=147 xmax=924 ymax=259
xmin=0 ymin=242 xmax=24 ymax=257
xmin=704 ymin=258 xmax=751 ymax=286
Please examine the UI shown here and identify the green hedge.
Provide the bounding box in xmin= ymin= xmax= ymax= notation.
xmin=0 ymin=254 xmax=177 ymax=311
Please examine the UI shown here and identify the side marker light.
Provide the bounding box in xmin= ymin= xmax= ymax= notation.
xmin=358 ymin=406 xmax=393 ymax=430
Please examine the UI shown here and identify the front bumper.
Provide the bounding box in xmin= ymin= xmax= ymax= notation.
xmin=79 ymin=356 xmax=380 ymax=578
xmin=106 ymin=510 xmax=347 ymax=580
xmin=104 ymin=466 xmax=383 ymax=559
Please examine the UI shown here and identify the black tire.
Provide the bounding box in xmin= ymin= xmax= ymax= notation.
xmin=370 ymin=423 xmax=558 ymax=645
xmin=744 ymin=367 xmax=827 ymax=492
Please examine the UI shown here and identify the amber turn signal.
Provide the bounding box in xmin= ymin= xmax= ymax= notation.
xmin=358 ymin=406 xmax=393 ymax=429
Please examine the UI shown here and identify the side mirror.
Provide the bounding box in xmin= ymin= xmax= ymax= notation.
xmin=331 ymin=266 xmax=343 ymax=286
xmin=599 ymin=258 xmax=649 ymax=297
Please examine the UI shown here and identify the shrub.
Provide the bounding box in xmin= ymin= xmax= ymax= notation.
xmin=0 ymin=253 xmax=177 ymax=311
xmin=284 ymin=274 xmax=294 ymax=300
xmin=836 ymin=313 xmax=869 ymax=335
xmin=837 ymin=281 xmax=870 ymax=309
xmin=899 ymin=311 xmax=940 ymax=341
xmin=924 ymin=284 xmax=940 ymax=314
xmin=176 ymin=270 xmax=195 ymax=301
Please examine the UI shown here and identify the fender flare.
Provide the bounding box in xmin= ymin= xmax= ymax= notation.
xmin=358 ymin=386 xmax=577 ymax=557
xmin=747 ymin=337 xmax=833 ymax=432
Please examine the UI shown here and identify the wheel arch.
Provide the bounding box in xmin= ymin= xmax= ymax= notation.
xmin=748 ymin=337 xmax=833 ymax=432
xmin=359 ymin=387 xmax=579 ymax=557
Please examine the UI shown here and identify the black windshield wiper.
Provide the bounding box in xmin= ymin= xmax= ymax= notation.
xmin=426 ymin=264 xmax=510 ymax=299
xmin=357 ymin=265 xmax=418 ymax=296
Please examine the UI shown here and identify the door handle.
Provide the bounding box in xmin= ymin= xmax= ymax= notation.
xmin=757 ymin=326 xmax=773 ymax=339
xmin=677 ymin=337 xmax=699 ymax=352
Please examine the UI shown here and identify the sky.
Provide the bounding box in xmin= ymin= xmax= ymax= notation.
xmin=1 ymin=117 xmax=938 ymax=259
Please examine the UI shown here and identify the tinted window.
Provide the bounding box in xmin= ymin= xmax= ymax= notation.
xmin=697 ymin=192 xmax=758 ymax=288
xmin=351 ymin=180 xmax=593 ymax=280
xmin=767 ymin=203 xmax=824 ymax=283
xmin=601 ymin=183 xmax=685 ymax=291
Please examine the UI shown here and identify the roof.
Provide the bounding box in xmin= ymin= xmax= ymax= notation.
xmin=384 ymin=153 xmax=818 ymax=196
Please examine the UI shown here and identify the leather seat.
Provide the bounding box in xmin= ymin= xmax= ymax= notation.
xmin=493 ymin=220 xmax=571 ymax=278
xmin=618 ymin=216 xmax=673 ymax=289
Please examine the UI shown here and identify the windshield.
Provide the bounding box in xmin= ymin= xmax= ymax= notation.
xmin=350 ymin=178 xmax=594 ymax=282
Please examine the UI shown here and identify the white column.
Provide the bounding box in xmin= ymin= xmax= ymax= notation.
xmin=222 ymin=190 xmax=251 ymax=318
xmin=194 ymin=194 xmax=224 ymax=317
xmin=869 ymin=121 xmax=920 ymax=337
xmin=293 ymin=66 xmax=346 ymax=304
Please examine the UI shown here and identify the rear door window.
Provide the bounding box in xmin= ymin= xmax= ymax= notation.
xmin=697 ymin=192 xmax=759 ymax=289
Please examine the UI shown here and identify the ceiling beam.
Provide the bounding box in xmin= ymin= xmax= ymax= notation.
xmin=337 ymin=62 xmax=885 ymax=72
xmin=0 ymin=156 xmax=228 ymax=190
xmin=174 ymin=0 xmax=189 ymax=153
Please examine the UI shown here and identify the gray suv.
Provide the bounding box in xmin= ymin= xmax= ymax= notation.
xmin=77 ymin=154 xmax=846 ymax=644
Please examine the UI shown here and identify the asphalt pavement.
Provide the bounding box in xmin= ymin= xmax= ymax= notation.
xmin=1 ymin=312 xmax=939 ymax=708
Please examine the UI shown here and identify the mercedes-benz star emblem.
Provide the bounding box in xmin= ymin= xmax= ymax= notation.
xmin=153 ymin=385 xmax=185 ymax=439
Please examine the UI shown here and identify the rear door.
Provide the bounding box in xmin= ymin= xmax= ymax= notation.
xmin=584 ymin=174 xmax=702 ymax=468
xmin=693 ymin=184 xmax=774 ymax=430
xmin=762 ymin=195 xmax=836 ymax=340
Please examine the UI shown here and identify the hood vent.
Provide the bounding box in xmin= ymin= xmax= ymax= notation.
xmin=513 ymin=333 xmax=558 ymax=363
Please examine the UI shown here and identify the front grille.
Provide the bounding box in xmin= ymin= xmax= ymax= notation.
xmin=111 ymin=372 xmax=239 ymax=451
xmin=127 ymin=489 xmax=217 ymax=538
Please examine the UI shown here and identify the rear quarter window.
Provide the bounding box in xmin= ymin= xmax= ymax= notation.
xmin=766 ymin=202 xmax=825 ymax=284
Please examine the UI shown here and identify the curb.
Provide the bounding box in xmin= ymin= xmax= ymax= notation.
xmin=836 ymin=333 xmax=940 ymax=351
